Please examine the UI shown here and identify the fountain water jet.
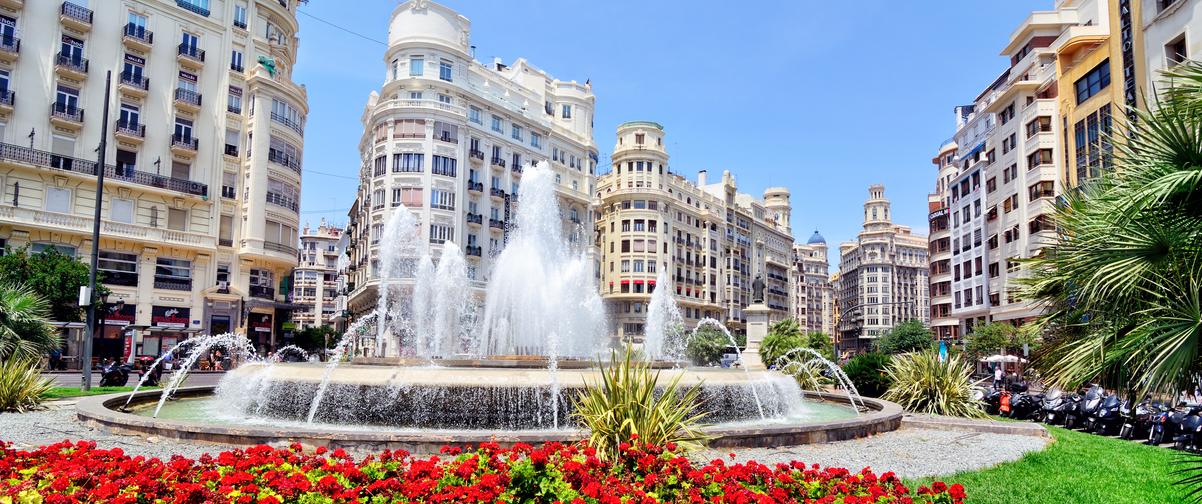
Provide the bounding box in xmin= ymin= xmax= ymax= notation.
xmin=777 ymin=347 xmax=865 ymax=411
xmin=306 ymin=312 xmax=378 ymax=423
xmin=691 ymin=318 xmax=765 ymax=420
xmin=152 ymin=332 xmax=255 ymax=417
xmin=644 ymin=270 xmax=685 ymax=361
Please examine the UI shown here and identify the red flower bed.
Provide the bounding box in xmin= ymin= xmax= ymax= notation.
xmin=0 ymin=437 xmax=965 ymax=503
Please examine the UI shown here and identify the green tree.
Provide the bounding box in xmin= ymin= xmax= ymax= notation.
xmin=0 ymin=247 xmax=106 ymax=322
xmin=685 ymin=326 xmax=727 ymax=366
xmin=965 ymin=322 xmax=1016 ymax=358
xmin=807 ymin=332 xmax=834 ymax=361
xmin=842 ymin=352 xmax=891 ymax=398
xmin=873 ymin=320 xmax=933 ymax=355
xmin=0 ymin=283 xmax=59 ymax=360
xmin=760 ymin=319 xmax=805 ymax=367
xmin=293 ymin=325 xmax=339 ymax=353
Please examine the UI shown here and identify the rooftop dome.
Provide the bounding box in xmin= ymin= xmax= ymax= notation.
xmin=807 ymin=230 xmax=826 ymax=245
xmin=389 ymin=1 xmax=471 ymax=56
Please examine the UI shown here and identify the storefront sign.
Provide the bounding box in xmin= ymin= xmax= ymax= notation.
xmin=1119 ymin=0 xmax=1138 ymax=122
xmin=250 ymin=313 xmax=273 ymax=333
xmin=104 ymin=305 xmax=136 ymax=326
xmin=151 ymin=306 xmax=190 ymax=329
xmin=122 ymin=334 xmax=133 ymax=362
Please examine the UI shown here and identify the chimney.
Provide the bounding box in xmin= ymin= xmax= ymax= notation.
xmin=698 ymin=170 xmax=708 ymax=187
xmin=493 ymin=57 xmax=505 ymax=71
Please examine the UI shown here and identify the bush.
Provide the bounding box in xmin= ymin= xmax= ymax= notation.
xmin=0 ymin=439 xmax=968 ymax=503
xmin=875 ymin=320 xmax=935 ymax=355
xmin=0 ymin=357 xmax=54 ymax=412
xmin=883 ymin=350 xmax=986 ymax=419
xmin=842 ymin=352 xmax=891 ymax=398
xmin=574 ymin=346 xmax=708 ymax=459
xmin=685 ymin=326 xmax=726 ymax=366
xmin=761 ymin=332 xmax=806 ymax=368
xmin=0 ymin=282 xmax=59 ymax=361
xmin=780 ymin=358 xmax=833 ymax=391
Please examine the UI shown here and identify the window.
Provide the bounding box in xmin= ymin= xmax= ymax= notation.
xmin=1027 ymin=149 xmax=1053 ymax=169
xmin=1166 ymin=34 xmax=1188 ymax=66
xmin=511 ymin=124 xmax=523 ymax=141
xmin=393 ymin=118 xmax=425 ymax=139
xmin=434 ymin=121 xmax=458 ymax=143
xmin=409 ymin=91 xmax=422 ymax=100
xmin=115 ymin=149 xmax=136 ymax=176
xmin=99 ymin=251 xmax=138 ymax=286
xmin=271 ymin=98 xmax=305 ymax=133
xmin=233 ymin=2 xmax=248 ymax=28
xmin=60 ymin=36 xmax=84 ymax=66
xmin=45 ymin=187 xmax=71 ymax=213
xmin=228 ymin=86 xmax=243 ymax=113
xmin=409 ymin=56 xmax=423 ymax=76
xmin=531 ymin=132 xmax=542 ymax=149
xmin=1074 ymin=59 xmax=1111 ymax=104
xmin=155 ymin=258 xmax=192 ymax=286
xmin=1026 ymin=116 xmax=1052 ymax=138
xmin=55 ymin=84 xmax=80 ymax=113
xmin=439 ymin=60 xmax=452 ymax=81
xmin=167 ymin=208 xmax=187 ymax=231
xmin=468 ymin=106 xmax=482 ymax=124
xmin=393 ymin=152 xmax=423 ymax=172
xmin=225 ymin=128 xmax=240 ymax=156
xmin=1028 ymin=180 xmax=1055 ymax=201
xmin=429 ymin=224 xmax=454 ymax=244
xmin=397 ymin=187 xmax=423 ymax=207
xmin=230 ymin=49 xmax=244 ymax=71
xmin=491 ymin=115 xmax=503 ymax=133
xmin=561 ymin=104 xmax=572 ymax=119
xmin=174 ymin=117 xmax=194 ymax=143
xmin=180 ymin=32 xmax=199 ymax=53
xmin=432 ymin=155 xmax=456 ymax=177
xmin=111 ymin=198 xmax=134 ymax=223
xmin=431 ymin=188 xmax=455 ymax=210
xmin=986 ymin=177 xmax=997 ymax=193
xmin=264 ymin=219 xmax=297 ymax=247
xmin=119 ymin=103 xmax=140 ymax=130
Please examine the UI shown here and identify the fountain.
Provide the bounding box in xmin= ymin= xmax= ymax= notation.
xmin=83 ymin=161 xmax=903 ymax=449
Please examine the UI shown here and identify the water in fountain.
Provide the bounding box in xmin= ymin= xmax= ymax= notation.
xmin=691 ymin=318 xmax=765 ymax=420
xmin=409 ymin=255 xmax=436 ymax=357
xmin=306 ymin=312 xmax=378 ymax=423
xmin=777 ymin=347 xmax=865 ymax=411
xmin=153 ymin=332 xmax=255 ymax=417
xmin=122 ymin=338 xmax=199 ymax=409
xmin=269 ymin=345 xmax=312 ymax=363
xmin=477 ymin=161 xmax=605 ymax=358
xmin=644 ymin=270 xmax=685 ymax=361
xmin=375 ymin=205 xmax=422 ymax=357
xmin=429 ymin=242 xmax=471 ymax=357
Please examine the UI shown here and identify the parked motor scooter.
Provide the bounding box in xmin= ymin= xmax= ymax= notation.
xmin=136 ymin=356 xmax=162 ymax=387
xmin=98 ymin=360 xmax=131 ymax=387
xmin=1088 ymin=392 xmax=1124 ymax=435
xmin=1173 ymin=407 xmax=1202 ymax=452
xmin=1120 ymin=398 xmax=1159 ymax=440
xmin=1062 ymin=388 xmax=1091 ymax=429
xmin=1041 ymin=388 xmax=1068 ymax=425
xmin=1150 ymin=402 xmax=1192 ymax=446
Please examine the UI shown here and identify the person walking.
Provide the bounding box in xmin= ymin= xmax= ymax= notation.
xmin=993 ymin=365 xmax=1004 ymax=390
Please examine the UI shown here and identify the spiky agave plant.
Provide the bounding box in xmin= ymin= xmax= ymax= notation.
xmin=572 ymin=346 xmax=709 ymax=459
xmin=882 ymin=350 xmax=986 ymax=419
xmin=0 ymin=357 xmax=54 ymax=412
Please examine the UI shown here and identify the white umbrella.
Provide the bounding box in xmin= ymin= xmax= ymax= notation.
xmin=981 ymin=354 xmax=1027 ymax=363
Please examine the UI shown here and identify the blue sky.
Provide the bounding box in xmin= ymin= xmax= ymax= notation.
xmin=293 ymin=1 xmax=1049 ymax=268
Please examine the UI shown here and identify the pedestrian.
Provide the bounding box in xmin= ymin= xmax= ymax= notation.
xmin=993 ymin=365 xmax=1004 ymax=390
xmin=48 ymin=348 xmax=62 ymax=371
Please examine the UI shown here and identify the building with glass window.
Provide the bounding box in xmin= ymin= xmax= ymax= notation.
xmin=792 ymin=232 xmax=835 ymax=337
xmin=927 ymin=139 xmax=959 ymax=342
xmin=341 ymin=0 xmax=597 ymax=348
xmin=292 ymin=220 xmax=341 ymax=330
xmin=594 ymin=121 xmax=794 ymax=344
xmin=0 ymin=0 xmax=308 ymax=362
xmin=1143 ymin=0 xmax=1200 ymax=102
xmin=837 ymin=185 xmax=930 ymax=354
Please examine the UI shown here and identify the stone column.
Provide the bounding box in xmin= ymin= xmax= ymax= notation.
xmin=743 ymin=303 xmax=771 ymax=370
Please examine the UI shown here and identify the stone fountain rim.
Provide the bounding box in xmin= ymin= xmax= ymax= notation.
xmin=76 ymin=386 xmax=903 ymax=450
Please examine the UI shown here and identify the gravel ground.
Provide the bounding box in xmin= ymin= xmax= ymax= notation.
xmin=1 ymin=404 xmax=1048 ymax=478
xmin=695 ymin=427 xmax=1050 ymax=479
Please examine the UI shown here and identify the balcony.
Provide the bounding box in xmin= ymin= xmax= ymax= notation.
xmin=0 ymin=35 xmax=19 ymax=64
xmin=174 ymin=88 xmax=202 ymax=112
xmin=0 ymin=90 xmax=12 ymax=114
xmin=467 ymin=181 xmax=484 ymax=193
xmin=488 ymin=218 xmax=505 ymax=231
xmin=267 ymin=150 xmax=302 ymax=175
xmin=122 ymin=24 xmax=153 ymax=51
xmin=59 ymin=2 xmax=93 ymax=32
xmin=233 ymin=19 xmax=248 ymax=30
xmin=0 ymin=143 xmax=208 ymax=197
xmin=224 ymin=144 xmax=239 ymax=157
xmin=176 ymin=0 xmax=210 ymax=17
xmin=490 ymin=157 xmax=506 ymax=169
xmin=221 ymin=185 xmax=236 ymax=199
xmin=465 ymin=245 xmax=482 ymax=258
xmin=469 ymin=149 xmax=484 ymax=161
xmin=227 ymin=102 xmax=242 ymax=115
xmin=270 ymin=112 xmax=304 ymax=136
xmin=231 ymin=63 xmax=244 ymax=73
xmin=54 ymin=53 xmax=88 ymax=79
xmin=117 ymin=73 xmax=149 ymax=98
xmin=177 ymin=44 xmax=205 ymax=69
xmin=154 ymin=278 xmax=192 ymax=291
xmin=249 ymin=285 xmax=275 ymax=300
xmin=466 ymin=212 xmax=483 ymax=226
xmin=0 ymin=0 xmax=21 ymax=11
xmin=170 ymin=134 xmax=199 ymax=156
xmin=263 ymin=241 xmax=297 ymax=257
xmin=114 ymin=120 xmax=145 ymax=143
xmin=512 ymin=165 xmax=523 ymax=176
xmin=102 ymin=271 xmax=139 ymax=287
xmin=0 ymin=205 xmax=214 ymax=250
xmin=266 ymin=192 xmax=299 ymax=212
xmin=490 ymin=187 xmax=506 ymax=199
xmin=49 ymin=102 xmax=83 ymax=129
xmin=436 ymin=132 xmax=458 ymax=144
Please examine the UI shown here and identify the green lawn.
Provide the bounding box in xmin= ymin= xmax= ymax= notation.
xmin=45 ymin=386 xmax=156 ymax=399
xmin=911 ymin=426 xmax=1190 ymax=503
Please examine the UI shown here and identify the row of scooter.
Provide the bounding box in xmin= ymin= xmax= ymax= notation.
xmin=979 ymin=382 xmax=1201 ymax=451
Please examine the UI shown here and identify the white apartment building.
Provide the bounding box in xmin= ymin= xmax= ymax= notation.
xmin=342 ymin=1 xmax=597 ymax=329
xmin=793 ymin=232 xmax=834 ymax=336
xmin=594 ymin=121 xmax=794 ymax=342
xmin=1143 ymin=0 xmax=1201 ymax=95
xmin=837 ymin=185 xmax=930 ymax=353
xmin=927 ymin=139 xmax=959 ymax=341
xmin=292 ymin=219 xmax=340 ymax=330
xmin=0 ymin=0 xmax=307 ymax=362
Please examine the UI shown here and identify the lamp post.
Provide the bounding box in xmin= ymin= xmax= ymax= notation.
xmin=80 ymin=71 xmax=113 ymax=391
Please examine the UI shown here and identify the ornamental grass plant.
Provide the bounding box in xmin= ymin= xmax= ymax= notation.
xmin=883 ymin=350 xmax=986 ymax=419
xmin=0 ymin=357 xmax=53 ymax=412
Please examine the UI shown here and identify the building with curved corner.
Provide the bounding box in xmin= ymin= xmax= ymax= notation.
xmin=594 ymin=121 xmax=793 ymax=344
xmin=292 ymin=219 xmax=341 ymax=330
xmin=341 ymin=0 xmax=597 ymax=355
xmin=793 ymin=231 xmax=834 ymax=337
xmin=927 ymin=139 xmax=959 ymax=342
xmin=0 ymin=0 xmax=307 ymax=361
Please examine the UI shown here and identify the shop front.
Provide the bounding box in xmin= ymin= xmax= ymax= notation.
xmin=142 ymin=306 xmax=193 ymax=358
xmin=95 ymin=304 xmax=137 ymax=363
xmin=248 ymin=312 xmax=273 ymax=354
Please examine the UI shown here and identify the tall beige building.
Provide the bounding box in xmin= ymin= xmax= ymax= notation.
xmin=342 ymin=1 xmax=597 ymax=340
xmin=927 ymin=139 xmax=959 ymax=341
xmin=0 ymin=0 xmax=307 ymax=360
xmin=292 ymin=220 xmax=341 ymax=330
xmin=837 ymin=185 xmax=930 ymax=353
xmin=594 ymin=121 xmax=793 ymax=343
xmin=792 ymin=232 xmax=834 ymax=336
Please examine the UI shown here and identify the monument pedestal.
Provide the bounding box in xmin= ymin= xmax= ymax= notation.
xmin=743 ymin=303 xmax=771 ymax=370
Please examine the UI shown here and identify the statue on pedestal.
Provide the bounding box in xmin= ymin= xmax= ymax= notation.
xmin=751 ymin=274 xmax=765 ymax=304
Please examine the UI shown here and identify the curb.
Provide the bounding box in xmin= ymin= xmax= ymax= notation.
xmin=901 ymin=414 xmax=1051 ymax=438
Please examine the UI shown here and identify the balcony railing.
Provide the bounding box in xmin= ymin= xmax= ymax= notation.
xmin=102 ymin=271 xmax=139 ymax=287
xmin=465 ymin=245 xmax=482 ymax=257
xmin=249 ymin=285 xmax=275 ymax=300
xmin=512 ymin=165 xmax=523 ymax=175
xmin=466 ymin=212 xmax=483 ymax=224
xmin=490 ymin=157 xmax=506 ymax=168
xmin=469 ymin=149 xmax=484 ymax=160
xmin=270 ymin=112 xmax=305 ymax=136
xmin=119 ymin=72 xmax=149 ymax=91
xmin=115 ymin=120 xmax=144 ymax=138
xmin=266 ymin=192 xmax=299 ymax=212
xmin=436 ymin=132 xmax=458 ymax=144
xmin=176 ymin=0 xmax=210 ymax=17
xmin=177 ymin=43 xmax=205 ymax=63
xmin=171 ymin=134 xmax=198 ymax=151
xmin=267 ymin=150 xmax=302 ymax=174
xmin=174 ymin=88 xmax=202 ymax=107
xmin=0 ymin=142 xmax=208 ymax=197
xmin=60 ymin=2 xmax=93 ymax=24
xmin=123 ymin=23 xmax=153 ymax=44
xmin=490 ymin=188 xmax=506 ymax=198
xmin=0 ymin=35 xmax=19 ymax=54
xmin=50 ymin=102 xmax=83 ymax=123
xmin=55 ymin=53 xmax=88 ymax=74
xmin=467 ymin=181 xmax=484 ymax=192
xmin=233 ymin=19 xmax=247 ymax=30
xmin=488 ymin=218 xmax=505 ymax=230
xmin=224 ymin=144 xmax=239 ymax=157
xmin=154 ymin=278 xmax=192 ymax=291
xmin=0 ymin=90 xmax=13 ymax=107
xmin=263 ymin=241 xmax=297 ymax=256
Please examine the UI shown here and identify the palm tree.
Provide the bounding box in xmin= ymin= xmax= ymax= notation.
xmin=1024 ymin=61 xmax=1202 ymax=398
xmin=0 ymin=282 xmax=59 ymax=360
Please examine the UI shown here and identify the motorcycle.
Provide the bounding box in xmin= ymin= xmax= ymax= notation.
xmin=1119 ymin=398 xmax=1159 ymax=440
xmin=98 ymin=360 xmax=132 ymax=387
xmin=1150 ymin=402 xmax=1192 ymax=446
xmin=137 ymin=356 xmax=162 ymax=387
xmin=1174 ymin=407 xmax=1202 ymax=452
xmin=1009 ymin=391 xmax=1045 ymax=421
xmin=1088 ymin=392 xmax=1124 ymax=435
xmin=1041 ymin=388 xmax=1070 ymax=425
xmin=1062 ymin=390 xmax=1087 ymax=429
xmin=983 ymin=387 xmax=1004 ymax=416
